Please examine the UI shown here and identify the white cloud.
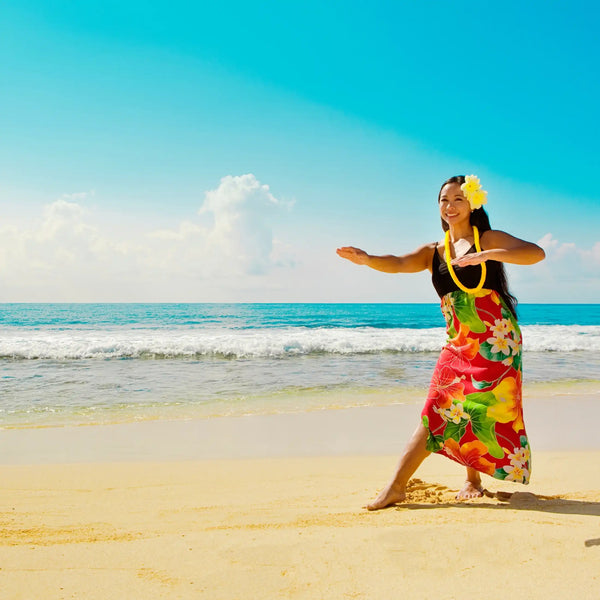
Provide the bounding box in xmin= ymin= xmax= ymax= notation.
xmin=199 ymin=174 xmax=284 ymax=275
xmin=537 ymin=233 xmax=600 ymax=273
xmin=142 ymin=174 xmax=290 ymax=280
xmin=0 ymin=174 xmax=292 ymax=301
xmin=582 ymin=241 xmax=600 ymax=266
xmin=0 ymin=198 xmax=98 ymax=273
xmin=505 ymin=233 xmax=600 ymax=302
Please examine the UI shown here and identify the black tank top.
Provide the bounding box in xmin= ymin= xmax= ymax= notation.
xmin=431 ymin=243 xmax=504 ymax=299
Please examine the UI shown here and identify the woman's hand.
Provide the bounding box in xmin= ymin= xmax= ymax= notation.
xmin=336 ymin=246 xmax=369 ymax=266
xmin=451 ymin=251 xmax=490 ymax=267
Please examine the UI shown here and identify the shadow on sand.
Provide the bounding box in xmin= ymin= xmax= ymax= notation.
xmin=395 ymin=484 xmax=600 ymax=548
xmin=395 ymin=480 xmax=600 ymax=519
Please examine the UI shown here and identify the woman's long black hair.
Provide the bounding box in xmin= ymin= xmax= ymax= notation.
xmin=439 ymin=175 xmax=518 ymax=318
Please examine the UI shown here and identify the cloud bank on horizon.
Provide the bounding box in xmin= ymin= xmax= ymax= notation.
xmin=1 ymin=174 xmax=598 ymax=303
xmin=0 ymin=175 xmax=294 ymax=301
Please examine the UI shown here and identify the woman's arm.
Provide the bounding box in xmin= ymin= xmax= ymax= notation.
xmin=336 ymin=243 xmax=435 ymax=273
xmin=452 ymin=230 xmax=546 ymax=267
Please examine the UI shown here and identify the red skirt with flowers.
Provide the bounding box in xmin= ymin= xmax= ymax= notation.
xmin=421 ymin=289 xmax=531 ymax=484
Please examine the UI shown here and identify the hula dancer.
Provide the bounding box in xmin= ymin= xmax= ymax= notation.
xmin=337 ymin=175 xmax=545 ymax=509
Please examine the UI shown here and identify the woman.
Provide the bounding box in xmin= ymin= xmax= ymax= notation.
xmin=336 ymin=175 xmax=545 ymax=510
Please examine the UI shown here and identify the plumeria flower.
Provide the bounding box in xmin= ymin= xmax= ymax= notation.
xmin=487 ymin=335 xmax=512 ymax=356
xmin=441 ymin=302 xmax=453 ymax=323
xmin=503 ymin=463 xmax=530 ymax=483
xmin=508 ymin=446 xmax=531 ymax=467
xmin=460 ymin=175 xmax=488 ymax=210
xmin=490 ymin=318 xmax=513 ymax=338
xmin=467 ymin=189 xmax=487 ymax=210
xmin=442 ymin=296 xmax=455 ymax=313
xmin=444 ymin=403 xmax=470 ymax=424
xmin=461 ymin=175 xmax=481 ymax=194
xmin=490 ymin=326 xmax=507 ymax=340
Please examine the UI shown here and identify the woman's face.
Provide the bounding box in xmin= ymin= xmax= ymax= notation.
xmin=439 ymin=182 xmax=471 ymax=226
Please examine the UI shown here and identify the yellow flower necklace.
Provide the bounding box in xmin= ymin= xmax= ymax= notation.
xmin=444 ymin=226 xmax=487 ymax=294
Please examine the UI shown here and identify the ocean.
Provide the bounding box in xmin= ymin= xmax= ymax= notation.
xmin=1 ymin=303 xmax=599 ymax=428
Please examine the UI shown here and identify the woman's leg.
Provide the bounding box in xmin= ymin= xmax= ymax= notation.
xmin=366 ymin=422 xmax=431 ymax=510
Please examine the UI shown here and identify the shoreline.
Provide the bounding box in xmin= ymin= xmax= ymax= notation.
xmin=1 ymin=378 xmax=598 ymax=434
xmin=1 ymin=383 xmax=599 ymax=464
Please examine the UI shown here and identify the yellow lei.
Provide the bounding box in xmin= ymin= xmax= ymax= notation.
xmin=444 ymin=226 xmax=487 ymax=294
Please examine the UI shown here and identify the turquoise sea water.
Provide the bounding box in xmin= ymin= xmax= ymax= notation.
xmin=1 ymin=303 xmax=599 ymax=428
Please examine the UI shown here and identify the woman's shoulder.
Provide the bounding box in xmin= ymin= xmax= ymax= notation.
xmin=419 ymin=241 xmax=439 ymax=257
xmin=415 ymin=242 xmax=439 ymax=271
xmin=479 ymin=228 xmax=510 ymax=248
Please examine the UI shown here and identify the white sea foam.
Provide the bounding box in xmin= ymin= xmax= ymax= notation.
xmin=522 ymin=325 xmax=600 ymax=352
xmin=1 ymin=325 xmax=599 ymax=360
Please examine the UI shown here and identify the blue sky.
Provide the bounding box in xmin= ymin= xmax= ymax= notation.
xmin=0 ymin=1 xmax=598 ymax=302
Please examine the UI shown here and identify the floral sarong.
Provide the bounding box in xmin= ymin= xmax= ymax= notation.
xmin=421 ymin=289 xmax=531 ymax=484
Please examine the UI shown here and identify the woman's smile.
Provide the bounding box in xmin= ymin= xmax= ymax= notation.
xmin=439 ymin=182 xmax=471 ymax=225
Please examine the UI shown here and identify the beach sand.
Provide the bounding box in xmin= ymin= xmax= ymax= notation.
xmin=1 ymin=386 xmax=599 ymax=599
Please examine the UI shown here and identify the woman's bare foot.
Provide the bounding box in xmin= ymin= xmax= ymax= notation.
xmin=455 ymin=480 xmax=484 ymax=500
xmin=366 ymin=482 xmax=406 ymax=510
xmin=456 ymin=467 xmax=484 ymax=500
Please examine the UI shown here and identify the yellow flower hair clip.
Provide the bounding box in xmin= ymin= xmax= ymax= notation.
xmin=461 ymin=175 xmax=488 ymax=211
